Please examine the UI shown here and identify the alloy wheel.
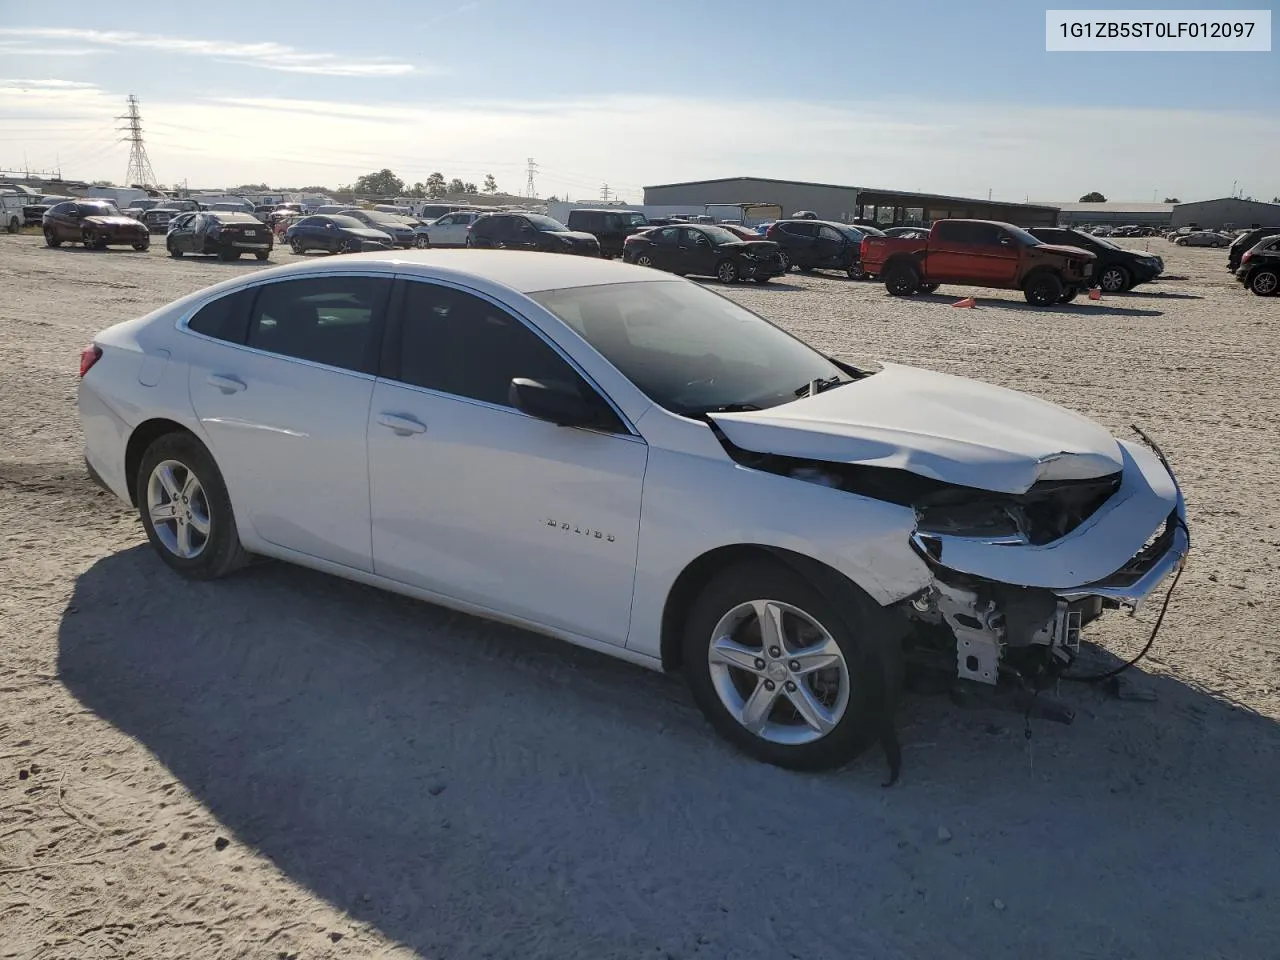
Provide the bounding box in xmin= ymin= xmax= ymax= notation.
xmin=1100 ymin=267 xmax=1127 ymax=292
xmin=636 ymin=254 xmax=653 ymax=267
xmin=1252 ymin=271 xmax=1278 ymax=296
xmin=707 ymin=600 xmax=851 ymax=745
xmin=146 ymin=460 xmax=211 ymax=560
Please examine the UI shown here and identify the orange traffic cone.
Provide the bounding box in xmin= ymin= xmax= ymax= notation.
xmin=1088 ymin=287 xmax=1102 ymax=300
xmin=952 ymin=296 xmax=976 ymax=308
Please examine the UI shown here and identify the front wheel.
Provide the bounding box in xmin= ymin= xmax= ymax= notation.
xmin=1059 ymin=285 xmax=1080 ymax=303
xmin=846 ymin=262 xmax=867 ymax=280
xmin=414 ymin=235 xmax=430 ymax=249
xmin=777 ymin=250 xmax=791 ymax=271
xmin=716 ymin=259 xmax=739 ymax=283
xmin=682 ymin=560 xmax=902 ymax=771
xmin=289 ymin=239 xmax=303 ymax=255
xmin=1023 ymin=271 xmax=1064 ymax=306
xmin=136 ymin=432 xmax=249 ymax=580
xmin=884 ymin=263 xmax=919 ymax=296
xmin=44 ymin=227 xmax=61 ymax=248
xmin=1098 ymin=265 xmax=1130 ymax=293
xmin=1249 ymin=269 xmax=1279 ymax=296
xmin=132 ymin=241 xmax=149 ymax=252
xmin=6 ymin=217 xmax=18 ymax=234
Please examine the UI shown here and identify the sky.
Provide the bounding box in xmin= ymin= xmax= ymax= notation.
xmin=0 ymin=0 xmax=1276 ymax=203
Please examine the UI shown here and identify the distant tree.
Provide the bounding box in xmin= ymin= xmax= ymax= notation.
xmin=546 ymin=194 xmax=559 ymax=202
xmin=92 ymin=179 xmax=115 ymax=187
xmin=462 ymin=181 xmax=478 ymax=194
xmin=1162 ymin=197 xmax=1180 ymax=203
xmin=483 ymin=173 xmax=498 ymax=193
xmin=1079 ymin=191 xmax=1107 ymax=202
xmin=405 ymin=182 xmax=426 ymax=198
xmin=294 ymin=185 xmax=334 ymax=194
xmin=447 ymin=177 xmax=466 ymax=194
xmin=353 ymin=168 xmax=404 ymax=196
xmin=232 ymin=182 xmax=271 ymax=192
xmin=425 ymin=172 xmax=446 ymax=198
xmin=1273 ymin=196 xmax=1279 ymax=203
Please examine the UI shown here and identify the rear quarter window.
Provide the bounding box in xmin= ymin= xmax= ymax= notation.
xmin=187 ymin=289 xmax=252 ymax=343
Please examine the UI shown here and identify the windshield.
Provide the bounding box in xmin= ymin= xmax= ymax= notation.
xmin=81 ymin=202 xmax=121 ymax=216
xmin=625 ymin=212 xmax=648 ymax=226
xmin=1074 ymin=230 xmax=1120 ymax=250
xmin=329 ymin=215 xmax=366 ymax=229
xmin=839 ymin=224 xmax=885 ymax=241
xmin=530 ymin=280 xmax=851 ymax=416
xmin=526 ymin=214 xmax=569 ymax=232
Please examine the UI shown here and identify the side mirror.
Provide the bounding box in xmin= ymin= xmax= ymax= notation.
xmin=509 ymin=377 xmax=599 ymax=428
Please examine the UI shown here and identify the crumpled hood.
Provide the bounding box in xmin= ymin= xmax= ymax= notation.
xmin=709 ymin=362 xmax=1123 ymax=495
xmin=1035 ymin=243 xmax=1096 ymax=259
xmin=85 ymin=216 xmax=145 ymax=229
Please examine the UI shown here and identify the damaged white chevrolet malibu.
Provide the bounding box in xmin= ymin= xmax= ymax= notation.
xmin=77 ymin=251 xmax=1189 ymax=776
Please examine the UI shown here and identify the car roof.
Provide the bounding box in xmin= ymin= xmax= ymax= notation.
xmin=195 ymin=249 xmax=671 ymax=295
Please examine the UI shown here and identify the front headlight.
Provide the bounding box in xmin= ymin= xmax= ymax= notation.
xmin=915 ymin=501 xmax=1025 ymax=540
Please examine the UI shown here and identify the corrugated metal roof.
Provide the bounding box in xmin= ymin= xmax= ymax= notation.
xmin=1042 ymin=202 xmax=1177 ymax=213
xmin=643 ymin=176 xmax=1058 ymax=211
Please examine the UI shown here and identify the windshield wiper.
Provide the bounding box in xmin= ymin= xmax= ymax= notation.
xmin=794 ymin=376 xmax=846 ymax=398
xmin=700 ymin=402 xmax=762 ymax=413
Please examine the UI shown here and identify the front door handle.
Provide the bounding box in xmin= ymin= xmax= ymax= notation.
xmin=377 ymin=413 xmax=427 ymax=436
xmin=207 ymin=374 xmax=246 ymax=394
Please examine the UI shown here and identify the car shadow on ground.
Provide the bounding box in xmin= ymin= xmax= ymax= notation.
xmin=1120 ymin=289 xmax=1205 ymax=300
xmin=56 ymin=546 xmax=1280 ymax=958
xmin=911 ymin=292 xmax=1164 ymax=318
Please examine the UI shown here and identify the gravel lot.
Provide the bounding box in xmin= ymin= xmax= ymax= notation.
xmin=2 ymin=235 xmax=1278 ymax=960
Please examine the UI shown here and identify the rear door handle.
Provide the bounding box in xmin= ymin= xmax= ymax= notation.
xmin=377 ymin=413 xmax=427 ymax=436
xmin=207 ymin=374 xmax=246 ymax=394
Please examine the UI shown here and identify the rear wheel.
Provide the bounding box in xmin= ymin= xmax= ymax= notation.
xmin=1249 ymin=269 xmax=1278 ymax=296
xmin=716 ymin=259 xmax=739 ymax=283
xmin=136 ymin=433 xmax=249 ymax=580
xmin=255 ymin=250 xmax=270 ymax=261
xmin=414 ymin=235 xmax=430 ymax=249
xmin=635 ymin=253 xmax=654 ymax=268
xmin=1023 ymin=271 xmax=1064 ymax=306
xmin=846 ymin=262 xmax=867 ymax=280
xmin=132 ymin=240 xmax=149 ymax=252
xmin=884 ymin=263 xmax=919 ymax=296
xmin=44 ymin=227 xmax=61 ymax=248
xmin=682 ymin=559 xmax=902 ymax=771
xmin=778 ymin=250 xmax=791 ymax=271
xmin=6 ymin=216 xmax=18 ymax=234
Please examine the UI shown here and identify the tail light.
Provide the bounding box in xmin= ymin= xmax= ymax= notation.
xmin=860 ymin=237 xmax=869 ymax=260
xmin=79 ymin=344 xmax=102 ymax=377
xmin=1242 ymin=252 xmax=1252 ymax=265
xmin=765 ymin=224 xmax=778 ymax=237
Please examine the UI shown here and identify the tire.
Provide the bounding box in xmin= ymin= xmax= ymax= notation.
xmin=1098 ymin=265 xmax=1130 ymax=293
xmin=777 ymin=250 xmax=791 ymax=271
xmin=290 ymin=239 xmax=303 ymax=255
xmin=1023 ymin=271 xmax=1064 ymax=306
xmin=6 ymin=217 xmax=18 ymax=234
xmin=220 ymin=249 xmax=241 ymax=261
xmin=635 ymin=253 xmax=654 ymax=268
xmin=342 ymin=239 xmax=360 ymax=254
xmin=1249 ymin=269 xmax=1278 ymax=296
xmin=135 ymin=432 xmax=250 ymax=580
xmin=82 ymin=229 xmax=98 ymax=249
xmin=682 ymin=559 xmax=903 ymax=771
xmin=132 ymin=241 xmax=149 ymax=252
xmin=716 ymin=259 xmax=739 ymax=283
xmin=919 ymin=283 xmax=939 ymax=294
xmin=168 ymin=242 xmax=183 ymax=258
xmin=255 ymin=251 xmax=270 ymax=261
xmin=414 ymin=235 xmax=430 ymax=249
xmin=884 ymin=263 xmax=919 ymax=296
xmin=44 ymin=227 xmax=61 ymax=248
xmin=846 ymin=262 xmax=867 ymax=281
xmin=1058 ymin=285 xmax=1080 ymax=303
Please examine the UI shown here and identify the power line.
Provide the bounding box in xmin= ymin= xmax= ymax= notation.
xmin=116 ymin=94 xmax=157 ymax=188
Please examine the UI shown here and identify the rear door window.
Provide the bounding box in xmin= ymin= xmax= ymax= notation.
xmin=245 ymin=276 xmax=391 ymax=373
xmin=187 ymin=289 xmax=253 ymax=343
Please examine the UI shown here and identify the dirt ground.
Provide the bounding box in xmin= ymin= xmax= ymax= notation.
xmin=1 ymin=235 xmax=1277 ymax=960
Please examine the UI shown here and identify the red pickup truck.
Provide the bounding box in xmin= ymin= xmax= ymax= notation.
xmin=860 ymin=219 xmax=1097 ymax=305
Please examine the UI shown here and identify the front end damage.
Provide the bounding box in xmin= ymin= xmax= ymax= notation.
xmin=711 ymin=408 xmax=1188 ymax=701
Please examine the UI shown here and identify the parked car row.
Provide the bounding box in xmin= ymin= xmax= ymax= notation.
xmin=1234 ymin=233 xmax=1280 ymax=296
xmin=167 ymin=212 xmax=274 ymax=261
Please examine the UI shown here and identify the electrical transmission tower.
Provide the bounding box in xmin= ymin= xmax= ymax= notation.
xmin=525 ymin=158 xmax=538 ymax=199
xmin=600 ymin=183 xmax=612 ymax=202
xmin=117 ymin=95 xmax=158 ymax=188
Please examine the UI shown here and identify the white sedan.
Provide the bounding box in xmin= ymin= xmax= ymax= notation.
xmin=1176 ymin=231 xmax=1232 ymax=247
xmin=77 ymin=251 xmax=1188 ymax=775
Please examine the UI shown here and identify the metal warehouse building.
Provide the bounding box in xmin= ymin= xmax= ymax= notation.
xmin=643 ymin=177 xmax=1060 ymax=228
xmin=1046 ymin=202 xmax=1176 ymax=229
xmin=1170 ymin=198 xmax=1280 ymax=231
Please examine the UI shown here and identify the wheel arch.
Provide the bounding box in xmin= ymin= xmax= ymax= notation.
xmin=659 ymin=544 xmax=896 ymax=673
xmin=124 ymin=418 xmax=202 ymax=506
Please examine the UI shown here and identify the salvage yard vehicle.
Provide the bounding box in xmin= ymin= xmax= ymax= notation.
xmin=566 ymin=208 xmax=652 ymax=259
xmin=861 ymin=219 xmax=1096 ymax=305
xmin=622 ymin=223 xmax=786 ymax=283
xmin=167 ymin=211 xmax=273 ymax=261
xmin=1235 ymin=236 xmax=1280 ymax=296
xmin=467 ymin=213 xmax=601 ymax=256
xmin=141 ymin=208 xmax=181 ymax=234
xmin=1175 ymin=230 xmax=1231 ymax=247
xmin=76 ymin=250 xmax=1188 ymax=775
xmin=1227 ymin=227 xmax=1280 ymax=273
xmin=283 ymin=214 xmax=394 ymax=255
xmin=1029 ymin=226 xmax=1164 ymax=293
xmin=413 ymin=209 xmax=487 ymax=248
xmin=42 ymin=199 xmax=150 ymax=251
xmin=764 ymin=219 xmax=879 ymax=278
xmin=335 ymin=208 xmax=417 ymax=248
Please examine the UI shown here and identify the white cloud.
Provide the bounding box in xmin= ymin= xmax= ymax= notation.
xmin=0 ymin=28 xmax=421 ymax=76
xmin=1 ymin=82 xmax=1274 ymax=204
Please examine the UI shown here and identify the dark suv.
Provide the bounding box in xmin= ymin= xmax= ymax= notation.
xmin=1028 ymin=226 xmax=1164 ymax=292
xmin=565 ymin=208 xmax=650 ymax=258
xmin=467 ymin=213 xmax=600 ymax=256
xmin=763 ymin=219 xmax=878 ymax=278
xmin=1228 ymin=227 xmax=1280 ymax=274
xmin=1235 ymin=234 xmax=1280 ymax=296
